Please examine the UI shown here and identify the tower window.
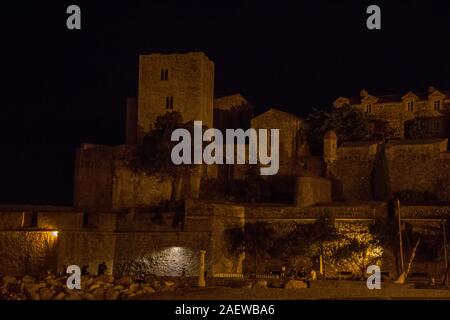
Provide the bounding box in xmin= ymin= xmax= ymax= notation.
xmin=82 ymin=212 xmax=89 ymax=228
xmin=407 ymin=101 xmax=414 ymax=111
xmin=434 ymin=122 xmax=440 ymax=132
xmin=434 ymin=100 xmax=441 ymax=111
xmin=366 ymin=104 xmax=372 ymax=113
xmin=160 ymin=69 xmax=169 ymax=81
xmin=166 ymin=96 xmax=174 ymax=109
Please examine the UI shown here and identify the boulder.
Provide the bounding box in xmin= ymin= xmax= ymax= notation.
xmin=128 ymin=283 xmax=141 ymax=293
xmin=285 ymin=280 xmax=308 ymax=289
xmin=39 ymin=287 xmax=56 ymax=300
xmin=97 ymin=275 xmax=114 ymax=283
xmin=88 ymin=284 xmax=102 ymax=292
xmin=142 ymin=286 xmax=156 ymax=294
xmin=81 ymin=275 xmax=94 ymax=289
xmin=65 ymin=293 xmax=82 ymax=300
xmin=22 ymin=275 xmax=36 ymax=284
xmin=47 ymin=279 xmax=62 ymax=287
xmin=2 ymin=276 xmax=18 ymax=286
xmin=253 ymin=280 xmax=268 ymax=289
xmin=84 ymin=293 xmax=96 ymax=300
xmin=30 ymin=291 xmax=40 ymax=300
xmin=241 ymin=281 xmax=254 ymax=289
xmin=105 ymin=287 xmax=120 ymax=300
xmin=53 ymin=292 xmax=66 ymax=300
xmin=92 ymin=288 xmax=106 ymax=300
xmin=116 ymin=276 xmax=133 ymax=286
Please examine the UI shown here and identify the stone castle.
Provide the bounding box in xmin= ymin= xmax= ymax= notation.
xmin=1 ymin=52 xmax=450 ymax=279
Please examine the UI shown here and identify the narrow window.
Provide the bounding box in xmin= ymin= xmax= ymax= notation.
xmin=408 ymin=101 xmax=414 ymax=111
xmin=434 ymin=100 xmax=441 ymax=111
xmin=366 ymin=104 xmax=372 ymax=113
xmin=166 ymin=96 xmax=170 ymax=109
xmin=160 ymin=69 xmax=165 ymax=80
xmin=165 ymin=69 xmax=169 ymax=81
xmin=170 ymin=96 xmax=174 ymax=109
xmin=434 ymin=122 xmax=440 ymax=132
xmin=82 ymin=212 xmax=89 ymax=228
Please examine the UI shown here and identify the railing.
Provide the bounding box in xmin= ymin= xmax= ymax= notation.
xmin=213 ymin=273 xmax=279 ymax=279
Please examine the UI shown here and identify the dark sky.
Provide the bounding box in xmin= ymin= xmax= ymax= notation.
xmin=1 ymin=0 xmax=450 ymax=205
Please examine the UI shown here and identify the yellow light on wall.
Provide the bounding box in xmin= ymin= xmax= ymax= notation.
xmin=51 ymin=231 xmax=59 ymax=238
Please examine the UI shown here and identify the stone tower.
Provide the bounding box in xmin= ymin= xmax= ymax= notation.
xmin=323 ymin=130 xmax=337 ymax=163
xmin=137 ymin=52 xmax=215 ymax=141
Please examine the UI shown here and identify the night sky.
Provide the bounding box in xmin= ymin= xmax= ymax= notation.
xmin=1 ymin=0 xmax=450 ymax=205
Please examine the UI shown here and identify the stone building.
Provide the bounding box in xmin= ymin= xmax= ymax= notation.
xmin=326 ymin=133 xmax=450 ymax=202
xmin=251 ymin=108 xmax=303 ymax=162
xmin=333 ymin=87 xmax=450 ymax=139
xmin=137 ymin=52 xmax=215 ymax=141
xmin=3 ymin=52 xmax=450 ymax=282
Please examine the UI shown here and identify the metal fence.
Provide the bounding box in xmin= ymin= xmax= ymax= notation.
xmin=213 ymin=273 xmax=280 ymax=279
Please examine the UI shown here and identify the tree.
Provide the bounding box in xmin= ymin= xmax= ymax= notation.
xmin=305 ymin=105 xmax=394 ymax=155
xmin=334 ymin=238 xmax=383 ymax=278
xmin=226 ymin=222 xmax=276 ymax=275
xmin=370 ymin=217 xmax=400 ymax=275
xmin=133 ymin=111 xmax=185 ymax=203
xmin=306 ymin=214 xmax=342 ymax=276
xmin=406 ymin=118 xmax=433 ymax=139
xmin=269 ymin=222 xmax=313 ymax=274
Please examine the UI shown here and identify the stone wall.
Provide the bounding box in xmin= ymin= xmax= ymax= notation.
xmin=113 ymin=231 xmax=210 ymax=277
xmin=0 ymin=231 xmax=58 ymax=275
xmin=112 ymin=166 xmax=172 ymax=210
xmin=73 ymin=145 xmax=115 ymax=211
xmin=251 ymin=109 xmax=302 ymax=161
xmin=210 ymin=204 xmax=245 ymax=275
xmin=293 ymin=176 xmax=332 ymax=207
xmin=386 ymin=139 xmax=450 ymax=201
xmin=327 ymin=142 xmax=380 ymax=201
xmin=56 ymin=231 xmax=116 ymax=276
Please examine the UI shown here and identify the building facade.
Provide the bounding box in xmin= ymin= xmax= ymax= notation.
xmin=333 ymin=87 xmax=450 ymax=139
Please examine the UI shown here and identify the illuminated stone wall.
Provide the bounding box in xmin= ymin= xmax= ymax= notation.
xmin=113 ymin=232 xmax=210 ymax=277
xmin=0 ymin=231 xmax=58 ymax=275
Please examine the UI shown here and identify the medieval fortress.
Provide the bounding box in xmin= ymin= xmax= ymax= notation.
xmin=1 ymin=52 xmax=450 ymax=279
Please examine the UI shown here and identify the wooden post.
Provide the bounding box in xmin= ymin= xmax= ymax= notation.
xmin=319 ymin=254 xmax=324 ymax=278
xmin=198 ymin=250 xmax=206 ymax=287
xmin=397 ymin=199 xmax=405 ymax=274
xmin=443 ymin=221 xmax=448 ymax=271
xmin=443 ymin=220 xmax=448 ymax=285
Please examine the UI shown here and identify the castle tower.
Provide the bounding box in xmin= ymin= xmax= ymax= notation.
xmin=137 ymin=52 xmax=214 ymax=141
xmin=323 ymin=130 xmax=337 ymax=163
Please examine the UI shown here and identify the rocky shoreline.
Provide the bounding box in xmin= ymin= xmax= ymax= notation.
xmin=0 ymin=274 xmax=183 ymax=300
xmin=0 ymin=274 xmax=310 ymax=300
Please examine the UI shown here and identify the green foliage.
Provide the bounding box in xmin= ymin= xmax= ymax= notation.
xmin=405 ymin=118 xmax=433 ymax=139
xmin=305 ymin=105 xmax=394 ymax=155
xmin=225 ymin=222 xmax=276 ymax=274
xmin=270 ymin=215 xmax=342 ymax=274
xmin=199 ymin=166 xmax=271 ymax=203
xmin=134 ymin=111 xmax=184 ymax=178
